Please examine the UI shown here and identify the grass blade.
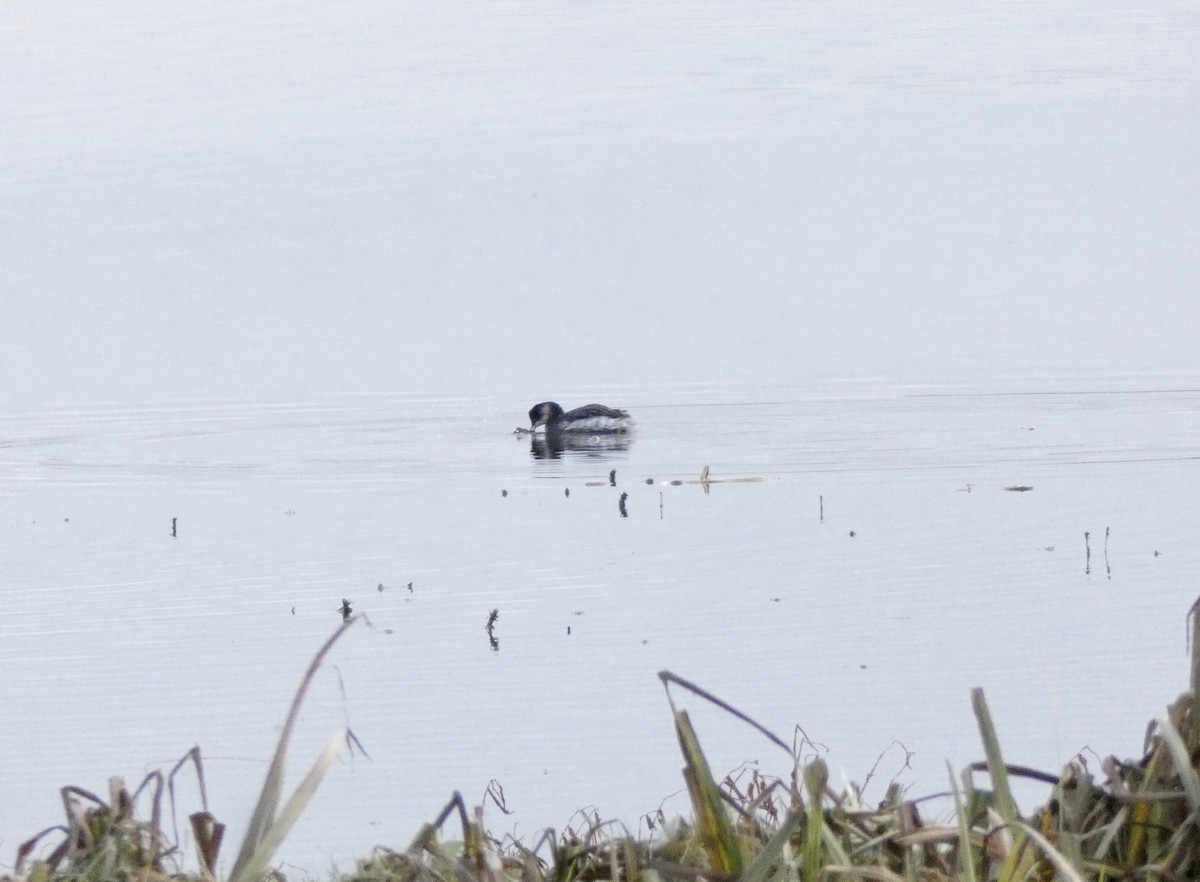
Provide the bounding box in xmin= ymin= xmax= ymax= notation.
xmin=970 ymin=688 xmax=1017 ymax=825
xmin=1154 ymin=714 xmax=1200 ymax=813
xmin=228 ymin=615 xmax=361 ymax=882
xmin=947 ymin=761 xmax=978 ymax=882
xmin=673 ymin=709 xmax=743 ymax=874
xmin=229 ymin=727 xmax=349 ymax=882
xmin=1012 ymin=821 xmax=1086 ymax=882
xmin=740 ymin=810 xmax=802 ymax=882
xmin=802 ymin=759 xmax=827 ymax=882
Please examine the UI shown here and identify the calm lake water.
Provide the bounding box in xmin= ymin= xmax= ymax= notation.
xmin=3 ymin=1 xmax=1200 ymax=876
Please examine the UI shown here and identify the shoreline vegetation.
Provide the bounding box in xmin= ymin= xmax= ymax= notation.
xmin=9 ymin=605 xmax=1200 ymax=882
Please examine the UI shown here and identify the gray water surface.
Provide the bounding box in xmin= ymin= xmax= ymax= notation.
xmin=4 ymin=387 xmax=1199 ymax=872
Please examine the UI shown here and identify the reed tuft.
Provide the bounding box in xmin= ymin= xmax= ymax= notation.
xmin=11 ymin=602 xmax=1200 ymax=882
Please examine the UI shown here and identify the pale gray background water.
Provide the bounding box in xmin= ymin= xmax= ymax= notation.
xmin=3 ymin=2 xmax=1200 ymax=875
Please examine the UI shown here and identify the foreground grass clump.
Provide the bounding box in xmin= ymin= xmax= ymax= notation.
xmin=11 ymin=604 xmax=1200 ymax=882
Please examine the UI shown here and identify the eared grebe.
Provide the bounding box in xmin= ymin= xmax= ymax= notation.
xmin=528 ymin=401 xmax=633 ymax=434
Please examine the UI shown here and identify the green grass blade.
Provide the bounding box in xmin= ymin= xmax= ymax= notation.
xmin=228 ymin=615 xmax=360 ymax=882
xmin=673 ymin=709 xmax=743 ymax=874
xmin=1154 ymin=714 xmax=1200 ymax=813
xmin=229 ymin=727 xmax=348 ymax=882
xmin=740 ymin=810 xmax=802 ymax=882
xmin=970 ymin=688 xmax=1017 ymax=825
xmin=822 ymin=867 xmax=905 ymax=881
xmin=947 ymin=761 xmax=978 ymax=882
xmin=1012 ymin=821 xmax=1086 ymax=882
xmin=802 ymin=759 xmax=827 ymax=882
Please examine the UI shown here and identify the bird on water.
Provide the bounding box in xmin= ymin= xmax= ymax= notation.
xmin=528 ymin=401 xmax=633 ymax=434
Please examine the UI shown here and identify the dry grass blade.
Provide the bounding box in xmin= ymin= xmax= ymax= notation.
xmin=1189 ymin=595 xmax=1200 ymax=753
xmin=228 ymin=614 xmax=362 ymax=882
xmin=189 ymin=811 xmax=224 ymax=880
xmin=658 ymin=671 xmax=791 ymax=754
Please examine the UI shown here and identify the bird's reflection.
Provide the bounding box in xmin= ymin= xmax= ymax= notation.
xmin=527 ymin=432 xmax=633 ymax=460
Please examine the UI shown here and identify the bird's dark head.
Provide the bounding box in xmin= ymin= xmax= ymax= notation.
xmin=528 ymin=401 xmax=564 ymax=430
